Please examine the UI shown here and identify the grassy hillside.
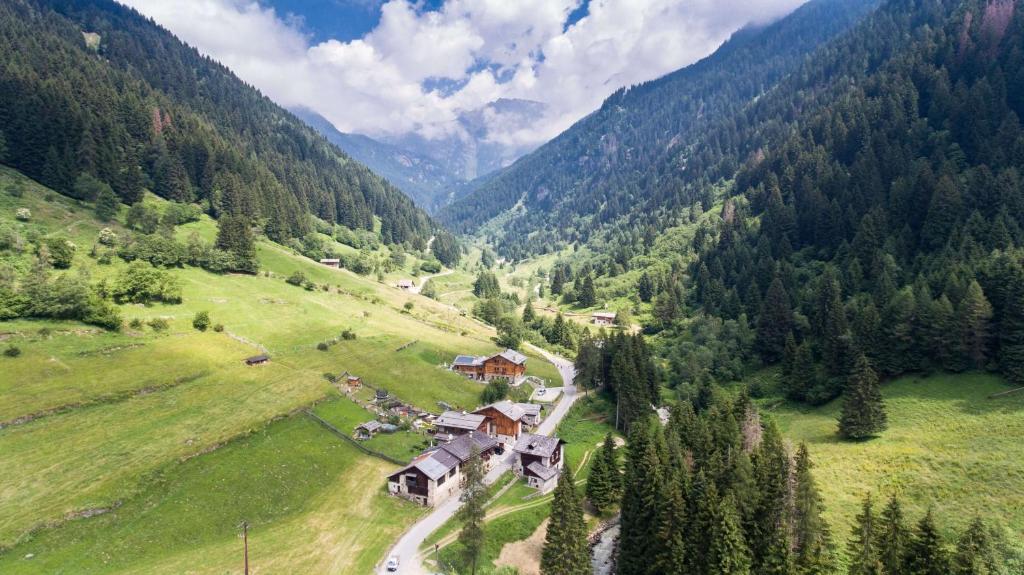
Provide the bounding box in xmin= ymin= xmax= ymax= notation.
xmin=773 ymin=373 xmax=1024 ymax=553
xmin=0 ymin=166 xmax=559 ymax=569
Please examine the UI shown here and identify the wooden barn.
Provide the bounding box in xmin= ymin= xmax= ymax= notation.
xmin=473 ymin=400 xmax=526 ymax=446
xmin=451 ymin=349 xmax=527 ymax=383
xmin=434 ymin=411 xmax=488 ymax=438
xmin=244 ymin=354 xmax=270 ymax=366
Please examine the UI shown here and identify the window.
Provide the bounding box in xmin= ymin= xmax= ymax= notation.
xmin=406 ymin=474 xmax=419 ymax=488
xmin=438 ymin=474 xmax=446 ymax=485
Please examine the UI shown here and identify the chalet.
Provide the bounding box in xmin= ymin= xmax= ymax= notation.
xmin=434 ymin=411 xmax=488 ymax=437
xmin=473 ymin=400 xmax=526 ymax=446
xmin=319 ymin=258 xmax=340 ymax=268
xmin=244 ymin=354 xmax=270 ymax=366
xmin=387 ymin=431 xmax=499 ymax=506
xmin=397 ymin=279 xmax=415 ymax=290
xmin=355 ymin=421 xmax=381 ymax=440
xmin=451 ymin=349 xmax=527 ymax=383
xmin=345 ymin=375 xmax=362 ymax=391
xmin=592 ymin=311 xmax=617 ymax=326
xmin=512 ymin=432 xmax=565 ymax=493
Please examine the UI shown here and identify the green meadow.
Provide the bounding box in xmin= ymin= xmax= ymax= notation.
xmin=0 ymin=166 xmax=559 ymax=570
xmin=773 ymin=372 xmax=1024 ymax=548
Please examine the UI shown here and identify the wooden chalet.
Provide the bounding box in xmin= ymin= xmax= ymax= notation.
xmin=434 ymin=411 xmax=488 ymax=437
xmin=387 ymin=431 xmax=499 ymax=506
xmin=345 ymin=375 xmax=362 ymax=390
xmin=473 ymin=400 xmax=526 ymax=446
xmin=451 ymin=349 xmax=527 ymax=383
xmin=244 ymin=354 xmax=270 ymax=366
xmin=397 ymin=279 xmax=414 ymax=290
xmin=512 ymin=432 xmax=565 ymax=492
xmin=592 ymin=311 xmax=617 ymax=326
xmin=319 ymin=258 xmax=340 ymax=268
xmin=517 ymin=403 xmax=542 ymax=427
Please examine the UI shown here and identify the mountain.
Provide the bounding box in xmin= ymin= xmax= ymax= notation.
xmin=383 ymin=98 xmax=547 ymax=182
xmin=439 ymin=0 xmax=880 ymax=258
xmin=292 ymin=106 xmax=461 ymax=213
xmin=0 ymin=0 xmax=434 ymax=246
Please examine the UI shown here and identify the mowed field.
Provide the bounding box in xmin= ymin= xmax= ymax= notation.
xmin=773 ymin=373 xmax=1024 ymax=551
xmin=0 ymin=167 xmax=556 ymax=571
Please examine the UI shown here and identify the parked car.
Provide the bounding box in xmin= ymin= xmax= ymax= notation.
xmin=386 ymin=555 xmax=400 ymax=572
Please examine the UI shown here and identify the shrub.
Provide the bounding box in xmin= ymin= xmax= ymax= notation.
xmin=323 ymin=372 xmax=337 ymax=382
xmin=303 ymin=280 xmax=315 ymax=291
xmin=404 ymin=301 xmax=414 ymax=311
xmin=129 ymin=318 xmax=144 ymax=329
xmin=111 ymin=261 xmax=182 ymax=304
xmin=14 ymin=208 xmax=30 ymax=221
xmin=213 ymin=323 xmax=224 ymax=332
xmin=97 ymin=228 xmax=118 ymax=246
xmin=341 ymin=329 xmax=357 ymax=340
xmin=316 ymin=341 xmax=329 ymax=351
xmin=6 ymin=183 xmax=23 ymax=197
xmin=4 ymin=345 xmax=21 ymax=357
xmin=420 ymin=259 xmax=442 ymax=273
xmin=286 ymin=270 xmax=306 ymax=286
xmin=148 ymin=318 xmax=169 ymax=332
xmin=37 ymin=327 xmax=51 ymax=338
xmin=43 ymin=237 xmax=76 ymax=269
xmin=192 ymin=311 xmax=210 ymax=331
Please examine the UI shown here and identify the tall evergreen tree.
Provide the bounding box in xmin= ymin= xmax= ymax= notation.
xmin=617 ymin=424 xmax=663 ymax=575
xmin=653 ymin=475 xmax=689 ymax=575
xmin=846 ymin=495 xmax=883 ymax=575
xmin=541 ymin=466 xmax=590 ymax=575
xmin=710 ymin=494 xmax=752 ymax=575
xmin=756 ymin=276 xmax=794 ymax=363
xmin=457 ymin=446 xmax=487 ymax=575
xmin=792 ymin=443 xmax=835 ymax=574
xmin=94 ymin=185 xmax=119 ymax=222
xmin=785 ymin=341 xmax=817 ymax=402
xmin=904 ymin=509 xmax=950 ymax=575
xmin=952 ymin=517 xmax=998 ymax=575
xmin=751 ymin=421 xmax=792 ymax=575
xmin=523 ymin=297 xmax=537 ymax=323
xmin=959 ymin=280 xmax=993 ymax=370
xmin=815 ymin=270 xmax=850 ymax=376
xmin=578 ymin=274 xmax=597 ymax=307
xmin=838 ymin=354 xmax=887 ymax=440
xmin=876 ymin=494 xmax=910 ymax=575
xmin=215 ymin=215 xmax=258 ymax=273
xmin=586 ymin=433 xmax=620 ymax=514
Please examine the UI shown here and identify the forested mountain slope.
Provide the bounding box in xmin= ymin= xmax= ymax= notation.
xmin=439 ymin=0 xmax=879 ymax=258
xmin=292 ymin=107 xmax=463 ymax=213
xmin=0 ymin=0 xmax=433 ymax=246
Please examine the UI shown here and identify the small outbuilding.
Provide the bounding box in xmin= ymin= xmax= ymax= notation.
xmin=319 ymin=258 xmax=341 ymax=268
xmin=592 ymin=311 xmax=617 ymax=326
xmin=375 ymin=388 xmax=390 ymax=402
xmin=244 ymin=354 xmax=270 ymax=366
xmin=397 ymin=279 xmax=415 ymax=290
xmin=512 ymin=432 xmax=565 ymax=492
xmin=355 ymin=420 xmax=382 ymax=440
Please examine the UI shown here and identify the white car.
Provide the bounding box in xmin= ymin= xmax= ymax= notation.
xmin=386 ymin=555 xmax=400 ymax=572
xmin=536 ymin=388 xmax=546 ymax=395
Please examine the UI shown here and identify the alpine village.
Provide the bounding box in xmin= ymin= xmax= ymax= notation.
xmin=1 ymin=0 xmax=1024 ymax=574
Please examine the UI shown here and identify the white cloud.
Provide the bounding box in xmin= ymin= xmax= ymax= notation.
xmin=120 ymin=0 xmax=806 ymax=148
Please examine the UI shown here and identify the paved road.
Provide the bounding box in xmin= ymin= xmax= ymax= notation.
xmin=378 ymin=345 xmax=578 ymax=574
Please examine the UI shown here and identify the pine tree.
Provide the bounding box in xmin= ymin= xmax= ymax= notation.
xmin=959 ymin=280 xmax=993 ymax=370
xmin=579 ymin=274 xmax=597 ymax=307
xmin=782 ymin=332 xmax=798 ymax=377
xmin=785 ymin=341 xmax=817 ymax=402
xmin=815 ymin=270 xmax=850 ymax=376
xmin=847 ymin=494 xmax=883 ymax=575
xmin=653 ymin=476 xmax=689 ymax=575
xmin=838 ymin=353 xmax=887 ymax=440
xmin=215 ymin=215 xmax=258 ymax=273
xmin=586 ymin=433 xmax=620 ymax=514
xmin=94 ymin=184 xmax=119 ymax=222
xmin=751 ymin=421 xmax=792 ymax=575
xmin=457 ymin=446 xmax=487 ymax=575
xmin=904 ymin=509 xmax=950 ymax=575
xmin=756 ymin=276 xmax=794 ymax=363
xmin=876 ymin=494 xmax=910 ymax=575
xmin=541 ymin=466 xmax=590 ymax=575
xmin=617 ymin=424 xmax=663 ymax=575
xmin=710 ymin=494 xmax=752 ymax=575
xmin=952 ymin=517 xmax=998 ymax=575
xmin=792 ymin=444 xmax=835 ymax=574
xmin=638 ymin=272 xmax=655 ymax=303
xmin=523 ymin=297 xmax=537 ymax=323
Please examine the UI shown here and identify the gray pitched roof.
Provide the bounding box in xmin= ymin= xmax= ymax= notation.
xmin=515 ymin=403 xmax=542 ymax=417
xmin=356 ymin=421 xmax=382 ymax=432
xmin=476 ymin=400 xmax=526 ymax=422
xmin=441 ymin=431 xmax=498 ymax=462
xmin=493 ymin=349 xmax=527 ymax=365
xmin=436 ymin=411 xmax=486 ymax=430
xmin=513 ymin=433 xmax=563 ymax=458
xmin=527 ymin=461 xmax=559 ymax=481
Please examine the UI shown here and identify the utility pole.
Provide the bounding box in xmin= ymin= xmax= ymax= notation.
xmin=241 ymin=521 xmax=250 ymax=575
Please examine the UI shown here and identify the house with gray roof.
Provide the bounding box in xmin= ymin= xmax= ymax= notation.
xmin=387 ymin=431 xmax=499 ymax=506
xmin=450 ymin=348 xmax=528 ymax=383
xmin=434 ymin=411 xmax=488 ymax=437
xmin=512 ymin=432 xmax=566 ymax=493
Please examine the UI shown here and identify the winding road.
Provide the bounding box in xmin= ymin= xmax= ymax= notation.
xmin=378 ymin=344 xmax=578 ymax=574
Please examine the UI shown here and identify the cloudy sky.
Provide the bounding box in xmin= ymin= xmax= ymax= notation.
xmin=121 ymin=0 xmax=807 ymax=148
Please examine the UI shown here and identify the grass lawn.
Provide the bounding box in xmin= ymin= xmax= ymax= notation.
xmin=311 ymin=393 xmax=431 ymax=460
xmin=0 ymin=413 xmax=424 ymax=574
xmin=773 ymin=372 xmax=1024 ymax=552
